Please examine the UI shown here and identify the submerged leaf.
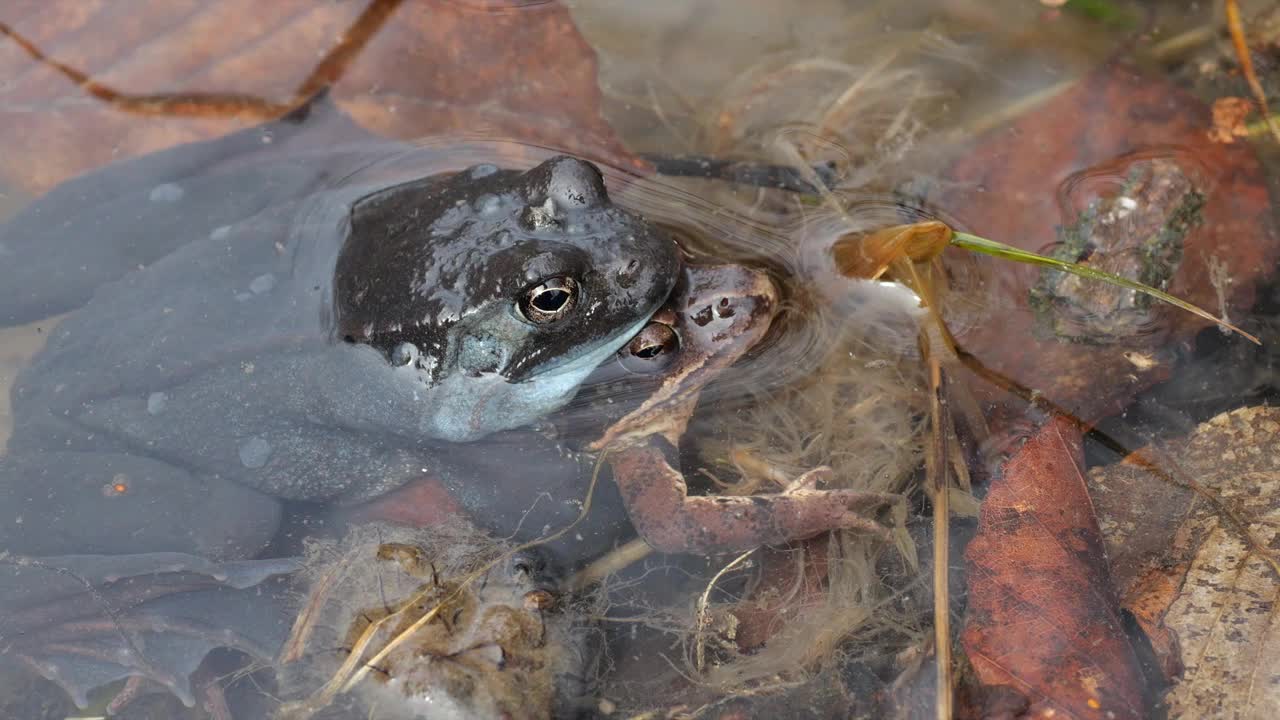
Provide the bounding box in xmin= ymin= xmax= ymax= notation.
xmin=1088 ymin=406 xmax=1280 ymax=718
xmin=951 ymin=231 xmax=1260 ymax=344
xmin=962 ymin=415 xmax=1146 ymax=719
xmin=0 ymin=0 xmax=636 ymax=193
xmin=932 ymin=64 xmax=1278 ymax=425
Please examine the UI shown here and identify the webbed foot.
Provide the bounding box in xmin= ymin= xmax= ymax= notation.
xmin=0 ymin=552 xmax=300 ymax=710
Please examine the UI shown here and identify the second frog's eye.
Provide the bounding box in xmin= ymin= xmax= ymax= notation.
xmin=518 ymin=276 xmax=579 ymax=324
xmin=618 ymin=322 xmax=679 ymax=374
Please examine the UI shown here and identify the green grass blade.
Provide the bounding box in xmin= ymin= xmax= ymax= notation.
xmin=1063 ymin=0 xmax=1139 ymax=28
xmin=951 ymin=231 xmax=1260 ymax=345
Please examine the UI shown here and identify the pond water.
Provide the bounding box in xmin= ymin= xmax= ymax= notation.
xmin=0 ymin=1 xmax=1278 ymax=718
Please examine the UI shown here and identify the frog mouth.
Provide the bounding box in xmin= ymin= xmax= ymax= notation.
xmin=460 ymin=313 xmax=659 ymax=438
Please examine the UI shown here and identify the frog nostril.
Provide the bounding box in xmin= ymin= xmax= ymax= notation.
xmin=716 ymin=297 xmax=735 ymax=318
xmin=616 ymin=258 xmax=640 ymax=288
xmin=691 ymin=306 xmax=714 ymax=327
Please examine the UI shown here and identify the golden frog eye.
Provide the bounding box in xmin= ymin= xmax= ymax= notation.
xmin=518 ymin=276 xmax=579 ymax=324
xmin=618 ymin=322 xmax=679 ymax=374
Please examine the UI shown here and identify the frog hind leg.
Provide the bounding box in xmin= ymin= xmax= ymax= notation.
xmin=0 ymin=552 xmax=299 ymax=709
xmin=610 ymin=443 xmax=898 ymax=554
xmin=0 ymin=450 xmax=282 ymax=560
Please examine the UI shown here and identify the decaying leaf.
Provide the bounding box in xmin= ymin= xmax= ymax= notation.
xmin=936 ymin=64 xmax=1278 ymax=426
xmin=1209 ymin=96 xmax=1255 ymax=143
xmin=962 ymin=414 xmax=1146 ymax=720
xmin=1088 ymin=406 xmax=1280 ymax=719
xmin=0 ymin=0 xmax=637 ymax=194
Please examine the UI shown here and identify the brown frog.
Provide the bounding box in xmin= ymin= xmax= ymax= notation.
xmin=589 ymin=264 xmax=898 ymax=555
xmin=351 ymin=262 xmax=898 ymax=559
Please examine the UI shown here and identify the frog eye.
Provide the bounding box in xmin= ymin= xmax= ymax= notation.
xmin=390 ymin=342 xmax=419 ymax=367
xmin=518 ymin=276 xmax=579 ymax=324
xmin=618 ymin=322 xmax=679 ymax=374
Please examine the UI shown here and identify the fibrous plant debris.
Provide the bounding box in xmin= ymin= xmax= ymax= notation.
xmin=276 ymin=522 xmax=602 ymax=720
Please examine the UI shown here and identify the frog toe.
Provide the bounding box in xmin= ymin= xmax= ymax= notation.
xmin=0 ymin=552 xmax=299 ymax=709
xmin=828 ymin=489 xmax=901 ymax=539
xmin=781 ymin=466 xmax=834 ymax=492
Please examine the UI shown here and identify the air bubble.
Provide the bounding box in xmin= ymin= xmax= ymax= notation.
xmin=147 ymin=391 xmax=168 ymax=415
xmin=239 ymin=436 xmax=273 ymax=469
xmin=249 ymin=273 xmax=276 ymax=295
xmin=149 ymin=183 xmax=185 ymax=204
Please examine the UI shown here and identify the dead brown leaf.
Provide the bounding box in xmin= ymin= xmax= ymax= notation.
xmin=1209 ymin=96 xmax=1255 ymax=143
xmin=0 ymin=0 xmax=637 ymax=194
xmin=962 ymin=414 xmax=1146 ymax=720
xmin=1088 ymin=406 xmax=1280 ymax=719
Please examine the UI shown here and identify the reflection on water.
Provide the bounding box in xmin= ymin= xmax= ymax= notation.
xmin=0 ymin=0 xmax=1278 ymax=717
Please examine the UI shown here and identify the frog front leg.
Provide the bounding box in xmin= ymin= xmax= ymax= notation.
xmin=609 ymin=441 xmax=896 ymax=555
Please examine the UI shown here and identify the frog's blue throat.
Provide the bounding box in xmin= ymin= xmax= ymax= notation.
xmin=420 ymin=312 xmax=657 ymax=442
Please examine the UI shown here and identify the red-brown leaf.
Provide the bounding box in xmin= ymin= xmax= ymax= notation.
xmin=938 ymin=64 xmax=1278 ymax=425
xmin=962 ymin=415 xmax=1145 ymax=720
xmin=0 ymin=0 xmax=638 ymax=194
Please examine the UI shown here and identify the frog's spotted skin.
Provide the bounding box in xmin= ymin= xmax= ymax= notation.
xmin=591 ymin=265 xmax=900 ymax=555
xmin=0 ymin=108 xmax=678 ymax=559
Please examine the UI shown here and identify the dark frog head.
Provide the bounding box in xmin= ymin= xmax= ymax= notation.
xmin=335 ymin=156 xmax=680 ymax=442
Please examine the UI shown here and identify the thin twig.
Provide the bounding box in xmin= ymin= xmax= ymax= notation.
xmin=571 ymin=538 xmax=654 ymax=591
xmin=1226 ymin=0 xmax=1280 ymax=143
xmin=922 ymin=333 xmax=953 ymax=720
xmin=694 ymin=550 xmax=756 ymax=673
